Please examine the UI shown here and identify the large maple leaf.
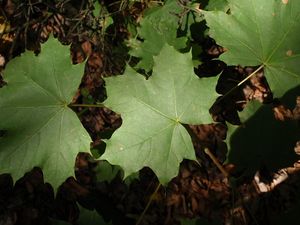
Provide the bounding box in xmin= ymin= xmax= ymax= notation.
xmin=204 ymin=0 xmax=300 ymax=97
xmin=101 ymin=45 xmax=218 ymax=184
xmin=0 ymin=37 xmax=91 ymax=189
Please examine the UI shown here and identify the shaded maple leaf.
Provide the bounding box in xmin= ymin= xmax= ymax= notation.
xmin=0 ymin=37 xmax=91 ymax=190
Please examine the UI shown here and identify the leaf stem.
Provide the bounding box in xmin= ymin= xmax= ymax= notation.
xmin=237 ymin=64 xmax=264 ymax=87
xmin=216 ymin=64 xmax=264 ymax=104
xmin=68 ymin=103 xmax=105 ymax=108
xmin=136 ymin=183 xmax=162 ymax=225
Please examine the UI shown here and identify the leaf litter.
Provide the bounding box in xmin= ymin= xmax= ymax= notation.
xmin=0 ymin=0 xmax=300 ymax=225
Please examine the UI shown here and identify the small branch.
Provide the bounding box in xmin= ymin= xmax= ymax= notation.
xmin=136 ymin=183 xmax=161 ymax=225
xmin=253 ymin=161 xmax=300 ymax=193
xmin=68 ymin=103 xmax=105 ymax=108
xmin=204 ymin=148 xmax=229 ymax=177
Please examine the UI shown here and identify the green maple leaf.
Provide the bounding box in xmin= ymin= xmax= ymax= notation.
xmin=226 ymin=87 xmax=300 ymax=174
xmin=0 ymin=37 xmax=91 ymax=189
xmin=94 ymin=161 xmax=121 ymax=183
xmin=129 ymin=0 xmax=187 ymax=72
xmin=101 ymin=44 xmax=218 ymax=184
xmin=180 ymin=217 xmax=222 ymax=225
xmin=50 ymin=218 xmax=71 ymax=225
xmin=78 ymin=206 xmax=112 ymax=225
xmin=204 ymin=0 xmax=300 ymax=97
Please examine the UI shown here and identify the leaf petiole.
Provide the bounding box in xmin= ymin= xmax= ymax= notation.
xmin=215 ymin=64 xmax=264 ymax=104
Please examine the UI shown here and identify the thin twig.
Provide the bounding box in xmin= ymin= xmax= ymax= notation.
xmin=204 ymin=148 xmax=229 ymax=177
xmin=136 ymin=183 xmax=161 ymax=225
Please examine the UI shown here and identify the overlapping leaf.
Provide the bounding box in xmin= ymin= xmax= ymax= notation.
xmin=101 ymin=44 xmax=218 ymax=184
xmin=205 ymin=0 xmax=300 ymax=97
xmin=95 ymin=161 xmax=121 ymax=182
xmin=129 ymin=0 xmax=187 ymax=72
xmin=51 ymin=206 xmax=112 ymax=225
xmin=0 ymin=37 xmax=91 ymax=189
xmin=78 ymin=206 xmax=112 ymax=225
xmin=181 ymin=217 xmax=222 ymax=225
xmin=50 ymin=219 xmax=71 ymax=225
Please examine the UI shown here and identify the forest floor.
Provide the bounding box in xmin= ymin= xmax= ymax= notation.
xmin=0 ymin=1 xmax=300 ymax=225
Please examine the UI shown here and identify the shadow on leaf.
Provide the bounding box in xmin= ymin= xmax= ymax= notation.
xmin=227 ymin=86 xmax=300 ymax=174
